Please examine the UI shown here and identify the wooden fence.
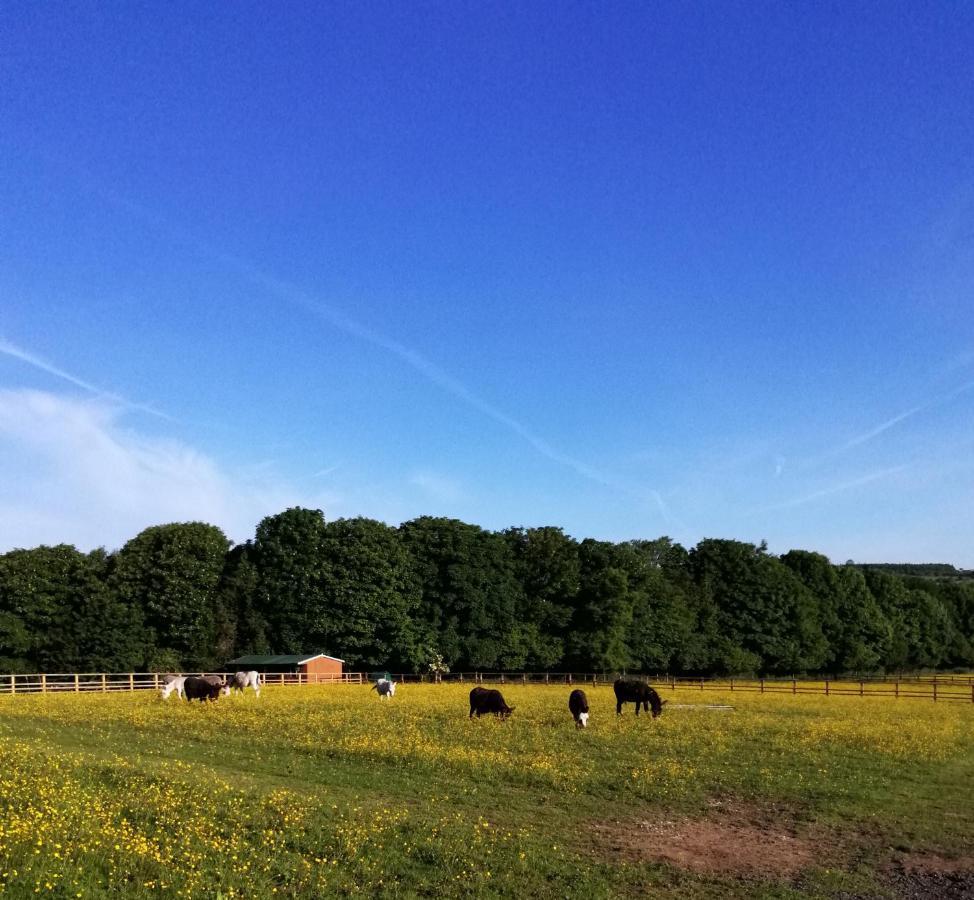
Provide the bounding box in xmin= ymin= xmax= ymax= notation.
xmin=0 ymin=671 xmax=363 ymax=694
xmin=388 ymin=671 xmax=974 ymax=703
xmin=0 ymin=670 xmax=971 ymax=702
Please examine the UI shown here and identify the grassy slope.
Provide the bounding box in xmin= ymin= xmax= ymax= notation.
xmin=0 ymin=684 xmax=972 ymax=898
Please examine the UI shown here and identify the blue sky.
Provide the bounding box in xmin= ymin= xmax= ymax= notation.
xmin=2 ymin=2 xmax=973 ymax=564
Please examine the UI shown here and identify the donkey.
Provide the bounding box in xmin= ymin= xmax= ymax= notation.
xmin=613 ymin=679 xmax=666 ymax=717
xmin=371 ymin=678 xmax=396 ymax=699
xmin=568 ymin=688 xmax=590 ymax=728
xmin=229 ymin=670 xmax=261 ymax=697
xmin=160 ymin=674 xmax=186 ymax=700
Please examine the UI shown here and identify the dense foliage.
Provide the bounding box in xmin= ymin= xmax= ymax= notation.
xmin=0 ymin=509 xmax=971 ymax=674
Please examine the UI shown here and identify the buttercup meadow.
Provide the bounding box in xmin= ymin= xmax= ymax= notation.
xmin=1 ymin=683 xmax=972 ymax=898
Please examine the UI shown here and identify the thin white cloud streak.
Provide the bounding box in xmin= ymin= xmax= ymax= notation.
xmin=0 ymin=389 xmax=319 ymax=551
xmin=409 ymin=470 xmax=465 ymax=504
xmin=750 ymin=464 xmax=910 ymax=514
xmin=312 ymin=463 xmax=342 ymax=479
xmin=840 ymin=380 xmax=974 ymax=452
xmin=0 ymin=336 xmax=172 ymax=421
xmin=176 ymin=245 xmax=670 ymax=517
xmin=53 ymin=168 xmax=672 ymax=522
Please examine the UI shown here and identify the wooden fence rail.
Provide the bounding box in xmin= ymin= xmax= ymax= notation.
xmin=0 ymin=671 xmax=970 ymax=702
xmin=0 ymin=672 xmax=363 ymax=694
xmin=388 ymin=672 xmax=974 ymax=703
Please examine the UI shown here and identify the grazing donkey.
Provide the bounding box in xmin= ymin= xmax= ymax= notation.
xmin=160 ymin=674 xmax=186 ymax=700
xmin=468 ymin=686 xmax=514 ymax=719
xmin=568 ymin=688 xmax=590 ymax=728
xmin=183 ymin=675 xmax=228 ymax=702
xmin=229 ymin=670 xmax=261 ymax=697
xmin=371 ymin=678 xmax=396 ymax=699
xmin=613 ymin=679 xmax=666 ymax=718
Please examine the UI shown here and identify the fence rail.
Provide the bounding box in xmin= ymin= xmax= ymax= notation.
xmin=0 ymin=670 xmax=971 ymax=702
xmin=0 ymin=671 xmax=363 ymax=694
xmin=386 ymin=671 xmax=974 ymax=703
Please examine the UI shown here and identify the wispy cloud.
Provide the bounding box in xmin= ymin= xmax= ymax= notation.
xmin=0 ymin=336 xmax=172 ymax=421
xmin=750 ymin=464 xmax=909 ymax=514
xmin=0 ymin=389 xmax=310 ymax=551
xmin=102 ymin=206 xmax=668 ymax=513
xmin=313 ymin=463 xmax=342 ymax=479
xmin=840 ymin=380 xmax=974 ymax=453
xmin=409 ymin=470 xmax=465 ymax=504
xmin=34 ymin=168 xmax=672 ymax=523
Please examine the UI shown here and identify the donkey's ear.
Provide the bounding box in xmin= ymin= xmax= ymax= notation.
xmin=661 ymin=699 xmax=669 ymax=705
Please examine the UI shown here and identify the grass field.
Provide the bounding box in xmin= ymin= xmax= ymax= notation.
xmin=0 ymin=684 xmax=972 ymax=898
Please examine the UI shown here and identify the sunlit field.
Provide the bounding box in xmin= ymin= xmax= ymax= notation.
xmin=1 ymin=684 xmax=972 ymax=898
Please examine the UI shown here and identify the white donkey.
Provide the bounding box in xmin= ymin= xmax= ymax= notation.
xmin=229 ymin=670 xmax=261 ymax=697
xmin=371 ymin=678 xmax=396 ymax=699
xmin=160 ymin=674 xmax=187 ymax=700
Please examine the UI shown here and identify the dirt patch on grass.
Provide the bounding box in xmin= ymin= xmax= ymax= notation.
xmin=885 ymin=853 xmax=974 ymax=900
xmin=590 ymin=803 xmax=817 ymax=877
xmin=899 ymin=852 xmax=974 ymax=876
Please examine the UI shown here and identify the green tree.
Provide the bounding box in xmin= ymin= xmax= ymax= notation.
xmin=253 ymin=507 xmax=330 ymax=654
xmin=504 ymin=526 xmax=579 ymax=668
xmin=0 ymin=545 xmax=144 ymax=672
xmin=566 ymin=540 xmax=635 ymax=672
xmin=689 ymin=540 xmax=827 ymax=674
xmin=832 ymin=565 xmax=892 ymax=672
xmin=782 ymin=551 xmax=892 ymax=673
xmin=217 ymin=542 xmax=268 ymax=657
xmin=624 ymin=540 xmax=695 ymax=673
xmin=316 ymin=518 xmax=420 ymax=669
xmin=112 ymin=523 xmax=230 ymax=669
xmin=920 ymin=580 xmax=974 ymax=667
xmin=400 ymin=517 xmax=523 ymax=670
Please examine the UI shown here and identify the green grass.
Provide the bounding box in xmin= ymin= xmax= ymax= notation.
xmin=0 ymin=684 xmax=971 ymax=897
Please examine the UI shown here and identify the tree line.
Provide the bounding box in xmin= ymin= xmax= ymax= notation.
xmin=1 ymin=508 xmax=971 ymax=676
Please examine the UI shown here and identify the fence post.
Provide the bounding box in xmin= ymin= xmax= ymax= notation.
xmin=568 ymin=673 xmax=572 ymax=685
xmin=129 ymin=674 xmax=134 ymax=692
xmin=730 ymin=678 xmax=734 ymax=692
xmin=41 ymin=674 xmax=46 ymax=694
xmin=700 ymin=678 xmax=704 ymax=691
xmin=792 ymin=678 xmax=796 ymax=695
xmin=74 ymin=674 xmax=79 ymax=693
xmin=545 ymin=672 xmax=549 ymax=685
xmin=153 ymin=673 xmax=159 ymax=690
xmin=933 ymin=682 xmax=937 ymax=703
xmin=859 ymin=680 xmax=863 ymax=697
xmin=522 ymin=673 xmax=527 ymax=685
xmin=895 ymin=681 xmax=899 ymax=698
xmin=102 ymin=674 xmax=107 ymax=692
xmin=825 ymin=680 xmax=830 ymax=696
xmin=11 ymin=676 xmax=15 ymax=695
xmin=760 ymin=678 xmax=765 ymax=694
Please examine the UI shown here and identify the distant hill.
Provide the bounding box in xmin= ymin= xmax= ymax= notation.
xmin=853 ymin=563 xmax=974 ymax=580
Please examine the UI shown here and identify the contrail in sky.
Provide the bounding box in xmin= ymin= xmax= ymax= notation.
xmin=237 ymin=263 xmax=633 ymax=490
xmin=36 ymin=159 xmax=676 ymax=527
xmin=0 ymin=336 xmax=172 ymax=421
xmin=751 ymin=464 xmax=909 ymax=514
xmin=841 ymin=380 xmax=974 ymax=452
